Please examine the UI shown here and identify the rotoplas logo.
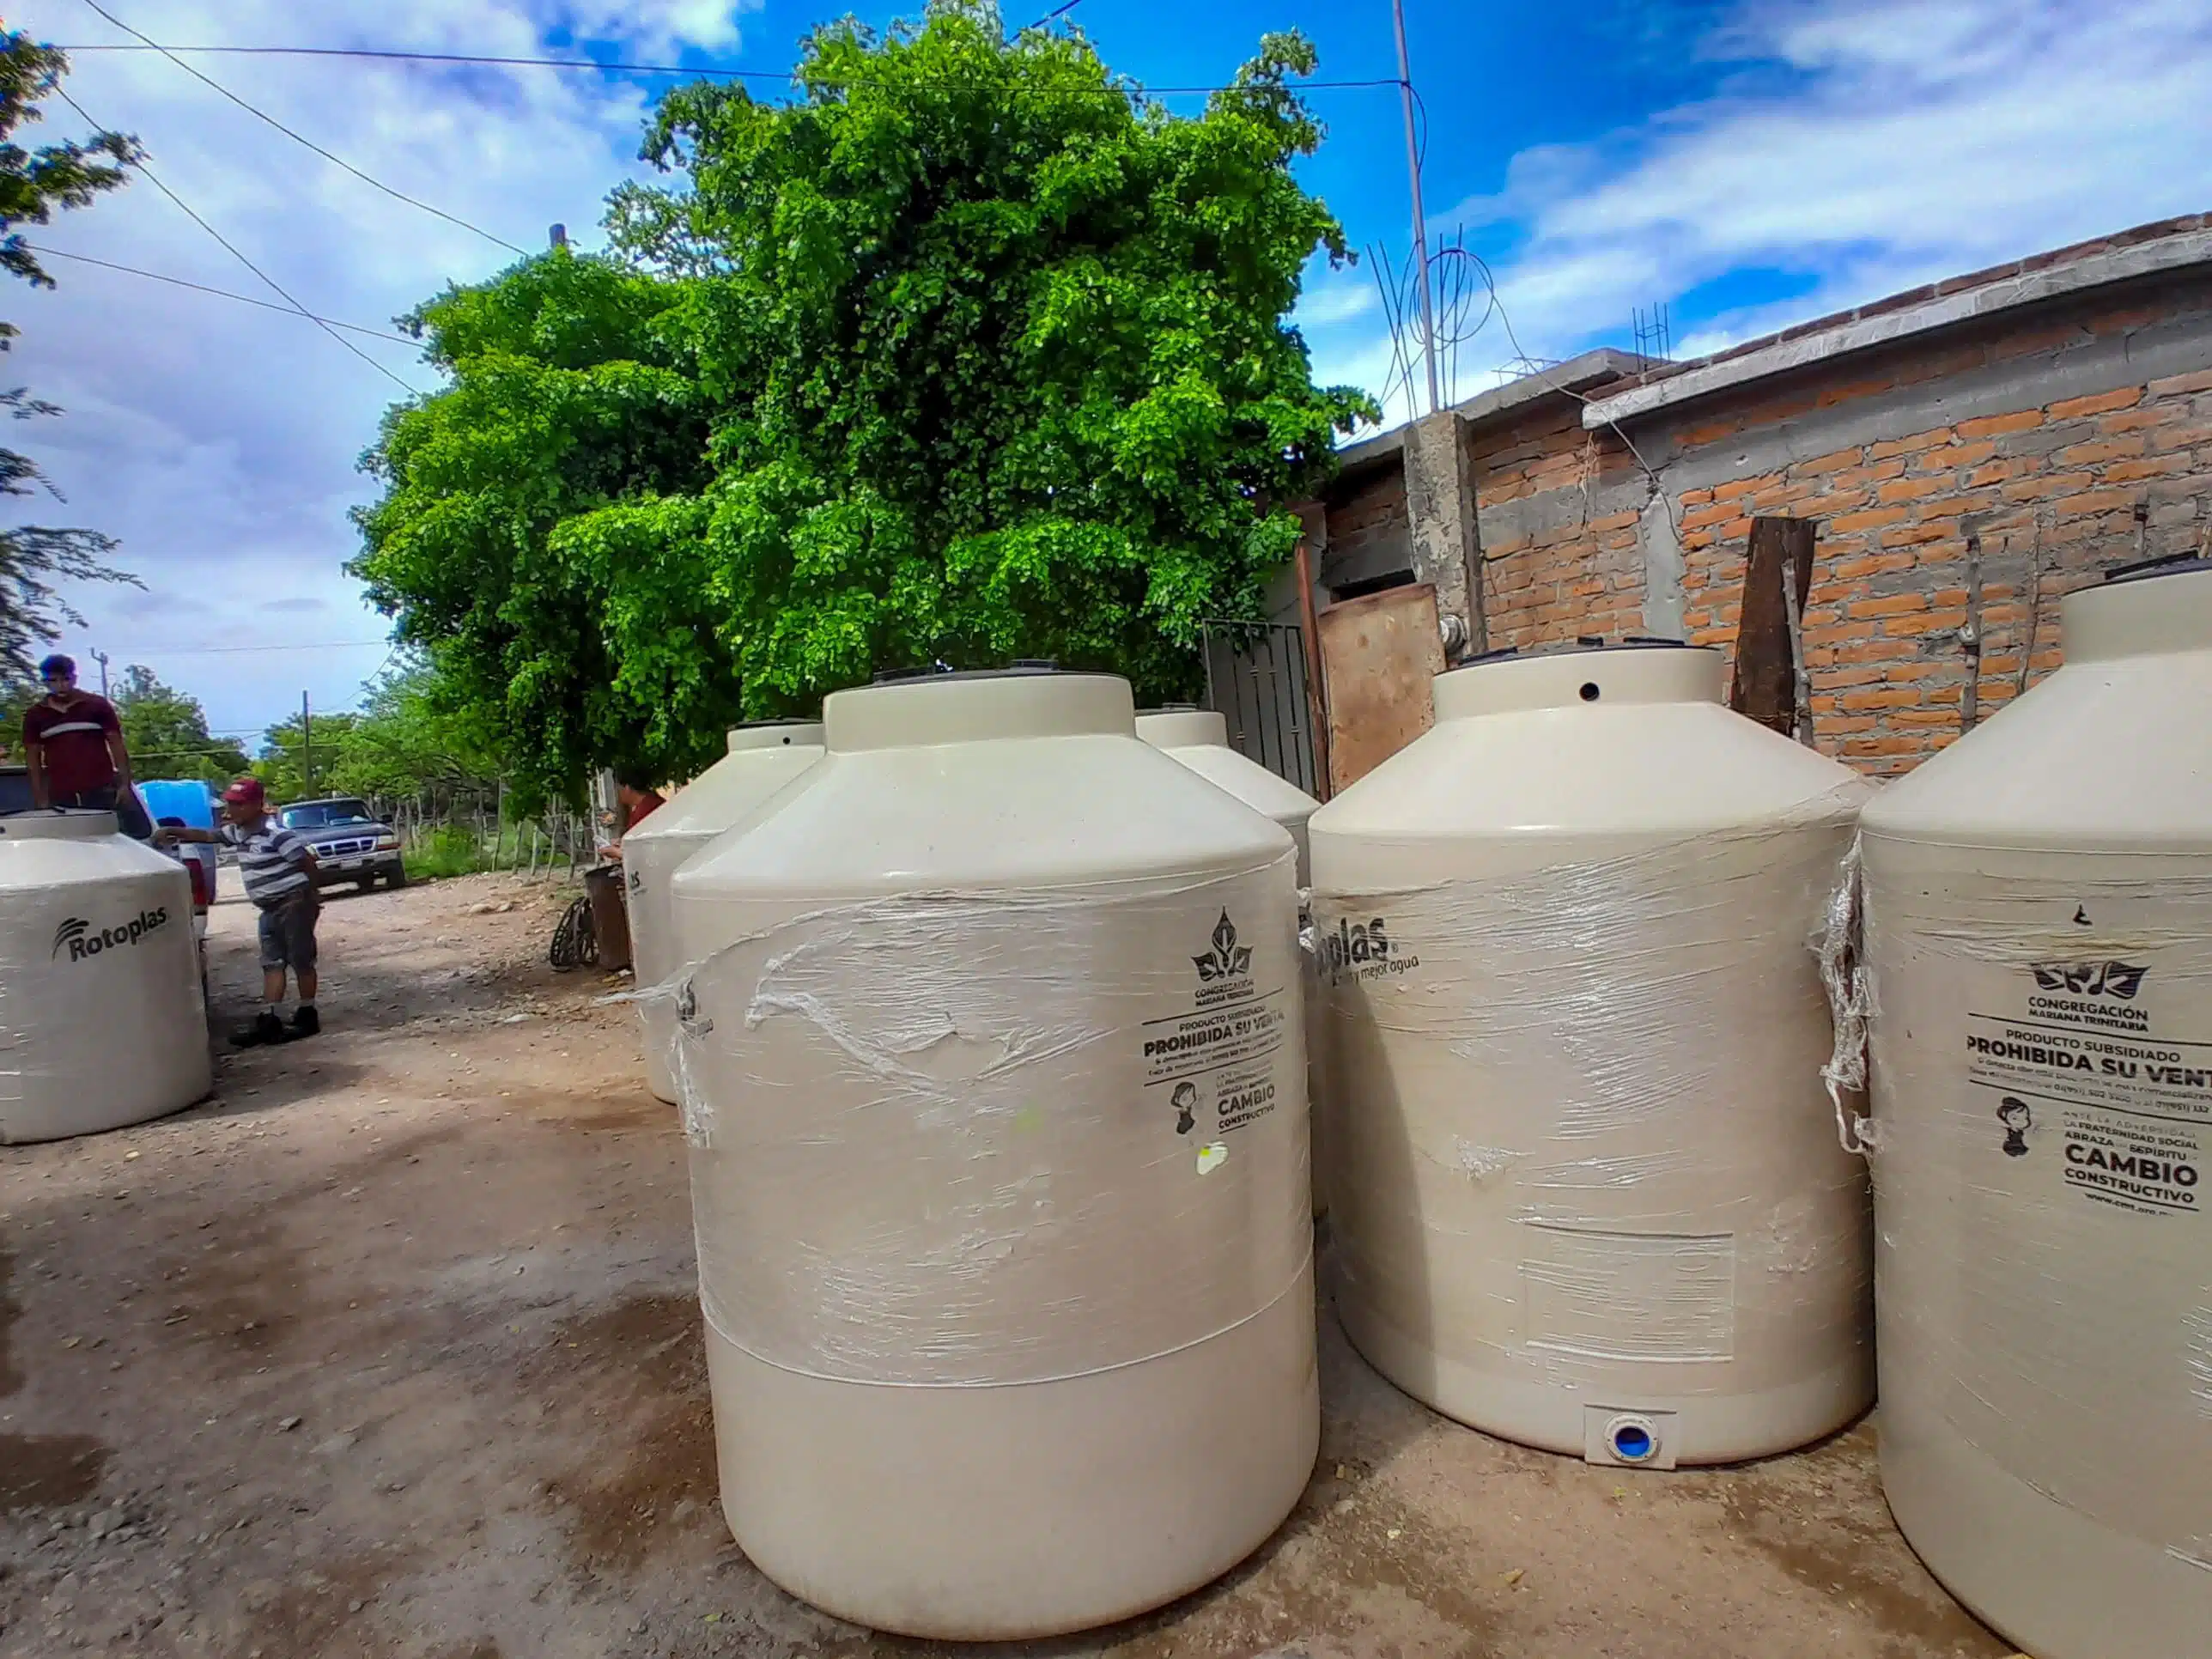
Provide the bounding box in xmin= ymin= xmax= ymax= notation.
xmin=51 ymin=907 xmax=171 ymax=963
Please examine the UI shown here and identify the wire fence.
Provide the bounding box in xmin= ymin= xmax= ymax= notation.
xmin=374 ymin=791 xmax=600 ymax=884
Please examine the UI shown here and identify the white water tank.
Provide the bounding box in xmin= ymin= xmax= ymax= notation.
xmin=670 ymin=667 xmax=1316 ymax=1638
xmin=1136 ymin=707 xmax=1320 ymax=884
xmin=1138 ymin=706 xmax=1331 ymax=1214
xmin=0 ymin=810 xmax=209 ymax=1143
xmin=1860 ymin=555 xmax=2212 ymax=1659
xmin=622 ymin=720 xmax=824 ymax=1103
xmin=1310 ymin=641 xmax=1874 ymax=1467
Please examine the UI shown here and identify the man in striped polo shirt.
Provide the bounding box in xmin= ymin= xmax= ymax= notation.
xmin=159 ymin=776 xmax=322 ymax=1046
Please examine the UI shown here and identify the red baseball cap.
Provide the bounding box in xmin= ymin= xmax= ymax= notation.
xmin=222 ymin=776 xmax=266 ymax=806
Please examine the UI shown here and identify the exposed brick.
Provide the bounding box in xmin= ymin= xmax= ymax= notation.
xmin=2146 ymin=367 xmax=2212 ymax=398
xmin=2097 ymin=407 xmax=2179 ymax=434
xmin=2056 ymin=437 xmax=2149 ymax=466
xmin=2045 ymin=386 xmax=2142 ymax=420
xmin=1957 ymin=410 xmax=2043 ymax=440
xmin=1867 ymin=427 xmax=1955 ymax=461
xmin=2056 ymin=488 xmax=2141 ymax=517
xmin=1847 ymin=593 xmax=1928 ymax=619
xmin=1831 ymin=507 xmax=1911 ymax=533
xmin=1832 ymin=459 xmax=1911 ymax=489
xmin=1840 ymin=686 xmax=1926 ymax=711
xmin=2103 ymin=455 xmax=2192 ymax=483
xmin=1875 ymin=474 xmax=1953 ymax=503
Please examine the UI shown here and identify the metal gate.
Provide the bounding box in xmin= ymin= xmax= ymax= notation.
xmin=1200 ymin=620 xmax=1319 ymax=797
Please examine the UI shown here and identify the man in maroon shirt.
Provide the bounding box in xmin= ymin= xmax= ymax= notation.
xmin=23 ymin=653 xmax=151 ymax=839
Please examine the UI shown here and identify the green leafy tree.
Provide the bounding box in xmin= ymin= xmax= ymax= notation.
xmin=356 ymin=2 xmax=1370 ymax=807
xmin=112 ymin=663 xmax=251 ymax=782
xmin=0 ymin=32 xmax=143 ymax=679
xmin=325 ymin=656 xmax=506 ymax=806
xmin=349 ymin=250 xmax=728 ymax=811
xmin=254 ymin=709 xmax=361 ymax=805
xmin=622 ymin=3 xmax=1373 ymax=706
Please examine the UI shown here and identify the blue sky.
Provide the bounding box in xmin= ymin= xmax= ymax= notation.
xmin=8 ymin=0 xmax=2210 ymax=744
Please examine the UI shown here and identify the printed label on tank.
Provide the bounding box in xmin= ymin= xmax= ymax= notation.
xmin=1143 ymin=908 xmax=1287 ymax=1141
xmin=1316 ymin=910 xmax=1420 ymax=988
xmin=1965 ymin=951 xmax=2205 ymax=1219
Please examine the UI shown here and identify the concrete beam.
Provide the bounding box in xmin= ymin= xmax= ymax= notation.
xmin=1583 ymin=228 xmax=2212 ymax=430
xmin=1403 ymin=410 xmax=1481 ymax=654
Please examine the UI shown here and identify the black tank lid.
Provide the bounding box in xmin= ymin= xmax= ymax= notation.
xmin=871 ymin=659 xmax=1066 ymax=684
xmin=1464 ymin=634 xmax=1698 ymax=665
xmin=2100 ymin=552 xmax=2212 ymax=586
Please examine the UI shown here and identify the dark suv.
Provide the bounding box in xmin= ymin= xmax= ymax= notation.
xmin=277 ymin=797 xmax=407 ymax=892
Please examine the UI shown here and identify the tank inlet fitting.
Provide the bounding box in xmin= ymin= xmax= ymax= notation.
xmin=1605 ymin=1414 xmax=1661 ymax=1466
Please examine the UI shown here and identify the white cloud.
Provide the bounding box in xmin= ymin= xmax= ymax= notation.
xmin=3 ymin=0 xmax=756 ymax=738
xmin=1431 ymin=0 xmax=2212 ymax=380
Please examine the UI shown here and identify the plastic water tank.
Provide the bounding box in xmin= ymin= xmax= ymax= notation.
xmin=669 ymin=667 xmax=1316 ymax=1638
xmin=1135 ymin=707 xmax=1320 ymax=884
xmin=1859 ymin=555 xmax=2212 ymax=1659
xmin=1309 ymin=641 xmax=1874 ymax=1467
xmin=0 ymin=810 xmax=209 ymax=1143
xmin=1138 ymin=706 xmax=1331 ymax=1214
xmin=623 ymin=720 xmax=824 ymax=1103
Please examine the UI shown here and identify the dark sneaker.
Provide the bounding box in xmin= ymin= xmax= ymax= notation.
xmin=288 ymin=1006 xmax=320 ymax=1040
xmin=231 ymin=1012 xmax=288 ymax=1048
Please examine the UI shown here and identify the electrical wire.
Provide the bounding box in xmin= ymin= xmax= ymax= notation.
xmin=75 ymin=0 xmax=529 ymax=256
xmin=58 ymin=41 xmax=1403 ymax=99
xmin=126 ymin=639 xmax=394 ymax=655
xmin=21 ymin=242 xmax=416 ymax=342
xmin=1026 ymin=0 xmax=1087 ymax=27
xmin=53 ymin=86 xmax=422 ymax=395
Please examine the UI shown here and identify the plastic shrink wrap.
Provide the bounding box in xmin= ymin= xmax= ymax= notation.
xmin=657 ymin=668 xmax=1316 ymax=1639
xmin=1310 ymin=641 xmax=1875 ymax=1467
xmin=1138 ymin=706 xmax=1330 ymax=1215
xmin=1 ymin=810 xmax=209 ymax=1144
xmin=620 ymin=720 xmax=823 ymax=1103
xmin=1858 ymin=554 xmax=2212 ymax=1659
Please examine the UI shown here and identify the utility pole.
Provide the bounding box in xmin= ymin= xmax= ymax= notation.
xmin=91 ymin=648 xmax=111 ymax=697
xmin=301 ymin=691 xmax=313 ymax=797
xmin=1392 ymin=0 xmax=1441 ymax=416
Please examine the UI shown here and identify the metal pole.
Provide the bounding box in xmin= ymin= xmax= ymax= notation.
xmin=301 ymin=691 xmax=313 ymax=796
xmin=91 ymin=648 xmax=111 ymax=697
xmin=1292 ymin=538 xmax=1333 ymax=801
xmin=1391 ymin=0 xmax=1441 ymax=416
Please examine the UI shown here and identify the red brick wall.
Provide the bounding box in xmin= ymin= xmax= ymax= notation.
xmin=1674 ymin=362 xmax=2212 ymax=773
xmin=1322 ymin=462 xmax=1408 ymax=582
xmin=1471 ymin=399 xmax=1647 ymax=650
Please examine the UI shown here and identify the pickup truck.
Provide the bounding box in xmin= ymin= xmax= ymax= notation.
xmin=276 ymin=796 xmax=408 ymax=892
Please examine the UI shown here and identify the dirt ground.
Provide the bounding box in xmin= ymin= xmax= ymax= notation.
xmin=0 ymin=872 xmax=2013 ymax=1659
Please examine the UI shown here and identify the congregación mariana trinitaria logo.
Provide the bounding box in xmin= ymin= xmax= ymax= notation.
xmin=2031 ymin=960 xmax=2148 ymax=1000
xmin=1193 ymin=910 xmax=1253 ymax=983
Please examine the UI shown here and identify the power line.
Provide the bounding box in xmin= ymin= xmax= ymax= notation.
xmin=126 ymin=639 xmax=393 ymax=655
xmin=52 ymin=84 xmax=423 ymax=396
xmin=75 ymin=0 xmax=529 ymax=257
xmin=58 ymin=41 xmax=1403 ymax=99
xmin=1027 ymin=0 xmax=1088 ymax=27
xmin=21 ymin=242 xmax=416 ymax=342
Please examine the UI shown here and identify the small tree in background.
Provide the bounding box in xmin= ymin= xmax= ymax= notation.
xmin=0 ymin=31 xmax=142 ymax=679
xmin=112 ymin=663 xmax=251 ymax=782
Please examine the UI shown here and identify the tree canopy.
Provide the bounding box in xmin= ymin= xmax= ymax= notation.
xmin=0 ymin=31 xmax=141 ymax=680
xmin=112 ymin=664 xmax=252 ymax=782
xmin=354 ymin=1 xmax=1371 ymax=808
